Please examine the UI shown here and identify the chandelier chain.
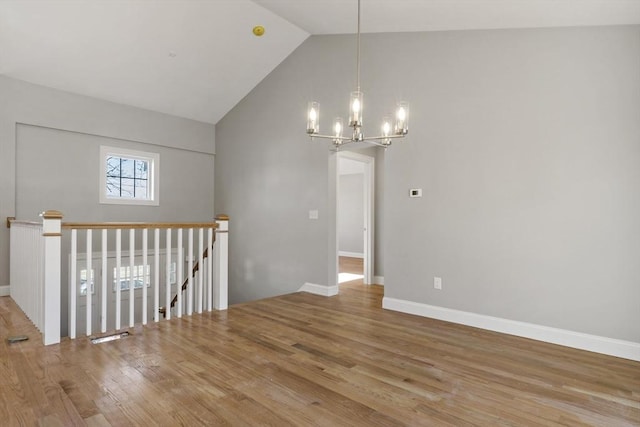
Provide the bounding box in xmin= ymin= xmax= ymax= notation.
xmin=356 ymin=0 xmax=361 ymax=92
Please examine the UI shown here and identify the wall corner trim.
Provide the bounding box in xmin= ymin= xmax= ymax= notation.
xmin=0 ymin=285 xmax=9 ymax=297
xmin=382 ymin=297 xmax=640 ymax=362
xmin=298 ymin=282 xmax=339 ymax=297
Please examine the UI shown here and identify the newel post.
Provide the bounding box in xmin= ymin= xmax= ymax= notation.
xmin=41 ymin=210 xmax=62 ymax=345
xmin=214 ymin=214 xmax=229 ymax=310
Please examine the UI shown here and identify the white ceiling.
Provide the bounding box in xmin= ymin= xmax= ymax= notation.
xmin=1 ymin=0 xmax=639 ymax=125
xmin=0 ymin=0 xmax=308 ymax=124
xmin=255 ymin=0 xmax=640 ymax=34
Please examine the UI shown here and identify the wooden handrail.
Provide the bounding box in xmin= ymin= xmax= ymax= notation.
xmin=7 ymin=218 xmax=40 ymax=228
xmin=9 ymin=212 xmax=229 ymax=230
xmin=62 ymin=221 xmax=219 ymax=230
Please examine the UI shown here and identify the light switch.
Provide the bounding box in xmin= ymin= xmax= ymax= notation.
xmin=409 ymin=188 xmax=422 ymax=198
xmin=309 ymin=210 xmax=319 ymax=220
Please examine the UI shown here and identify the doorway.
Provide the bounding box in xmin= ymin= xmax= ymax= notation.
xmin=337 ymin=151 xmax=374 ymax=285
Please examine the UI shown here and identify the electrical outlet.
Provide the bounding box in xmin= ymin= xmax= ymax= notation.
xmin=434 ymin=277 xmax=442 ymax=290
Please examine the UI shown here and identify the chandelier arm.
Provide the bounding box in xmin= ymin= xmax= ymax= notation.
xmin=362 ymin=140 xmax=388 ymax=147
xmin=361 ymin=134 xmax=407 ymax=142
xmin=310 ymin=134 xmax=406 ymax=143
xmin=308 ymin=134 xmax=354 ymax=141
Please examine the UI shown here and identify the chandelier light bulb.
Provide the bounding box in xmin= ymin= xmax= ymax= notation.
xmin=382 ymin=118 xmax=391 ymax=136
xmin=381 ymin=116 xmax=392 ymax=146
xmin=395 ymin=102 xmax=409 ymax=135
xmin=352 ymin=99 xmax=360 ymax=113
xmin=333 ymin=117 xmax=344 ymax=142
xmin=349 ymin=91 xmax=363 ymax=127
xmin=307 ymin=101 xmax=320 ymax=134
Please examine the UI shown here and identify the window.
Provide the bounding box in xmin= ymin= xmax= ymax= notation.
xmin=169 ymin=261 xmax=177 ymax=286
xmin=100 ymin=146 xmax=159 ymax=205
xmin=113 ymin=264 xmax=150 ymax=292
xmin=80 ymin=268 xmax=95 ymax=296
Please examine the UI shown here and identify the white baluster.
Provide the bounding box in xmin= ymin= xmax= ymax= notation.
xmin=198 ymin=228 xmax=204 ymax=314
xmin=129 ymin=229 xmax=135 ymax=327
xmin=115 ymin=229 xmax=122 ymax=331
xmin=101 ymin=229 xmax=107 ymax=333
xmin=188 ymin=228 xmax=194 ymax=316
xmin=86 ymin=229 xmax=93 ymax=336
xmin=166 ymin=228 xmax=172 ymax=320
xmin=70 ymin=228 xmax=77 ymax=340
xmin=154 ymin=228 xmax=160 ymax=322
xmin=142 ymin=229 xmax=148 ymax=325
xmin=177 ymin=228 xmax=183 ymax=318
xmin=207 ymin=227 xmax=213 ymax=311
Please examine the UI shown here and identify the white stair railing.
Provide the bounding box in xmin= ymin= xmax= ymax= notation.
xmin=9 ymin=221 xmax=44 ymax=333
xmin=164 ymin=217 xmax=228 ymax=318
xmin=9 ymin=211 xmax=63 ymax=345
xmin=7 ymin=211 xmax=229 ymax=345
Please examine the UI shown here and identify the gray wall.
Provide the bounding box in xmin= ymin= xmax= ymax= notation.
xmin=15 ymin=124 xmax=214 ymax=223
xmin=382 ymin=26 xmax=640 ymax=343
xmin=216 ymin=25 xmax=640 ymax=343
xmin=214 ymin=60 xmax=331 ymax=303
xmin=0 ymin=75 xmax=215 ymax=333
xmin=338 ymin=173 xmax=364 ymax=255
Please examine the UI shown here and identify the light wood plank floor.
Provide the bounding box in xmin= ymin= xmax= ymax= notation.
xmin=339 ymin=256 xmax=363 ymax=275
xmin=1 ymin=286 xmax=639 ymax=426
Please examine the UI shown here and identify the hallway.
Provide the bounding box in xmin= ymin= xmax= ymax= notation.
xmin=339 ymin=256 xmax=364 ymax=284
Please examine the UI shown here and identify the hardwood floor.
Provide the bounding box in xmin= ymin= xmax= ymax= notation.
xmin=339 ymin=256 xmax=363 ymax=275
xmin=1 ymin=286 xmax=639 ymax=426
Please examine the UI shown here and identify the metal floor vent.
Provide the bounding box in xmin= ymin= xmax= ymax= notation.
xmin=91 ymin=331 xmax=130 ymax=344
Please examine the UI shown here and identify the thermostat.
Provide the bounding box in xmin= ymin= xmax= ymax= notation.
xmin=409 ymin=188 xmax=422 ymax=198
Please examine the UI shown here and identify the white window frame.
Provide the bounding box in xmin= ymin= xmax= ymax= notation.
xmin=99 ymin=146 xmax=159 ymax=206
xmin=112 ymin=264 xmax=151 ymax=292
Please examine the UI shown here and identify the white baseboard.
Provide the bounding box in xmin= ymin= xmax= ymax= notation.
xmin=372 ymin=276 xmax=384 ymax=285
xmin=382 ymin=297 xmax=640 ymax=362
xmin=0 ymin=285 xmax=9 ymax=297
xmin=298 ymin=282 xmax=339 ymax=297
xmin=339 ymin=251 xmax=364 ymax=259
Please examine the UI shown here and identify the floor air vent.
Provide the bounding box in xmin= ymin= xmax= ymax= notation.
xmin=91 ymin=331 xmax=130 ymax=344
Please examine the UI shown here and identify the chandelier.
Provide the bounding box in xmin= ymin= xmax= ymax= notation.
xmin=306 ymin=0 xmax=409 ymax=148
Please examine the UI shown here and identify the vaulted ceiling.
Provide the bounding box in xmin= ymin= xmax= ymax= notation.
xmin=1 ymin=0 xmax=639 ymax=125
